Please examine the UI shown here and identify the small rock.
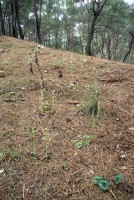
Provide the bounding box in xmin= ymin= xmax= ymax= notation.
xmin=128 ymin=127 xmax=134 ymax=131
xmin=21 ymin=87 xmax=26 ymax=90
xmin=0 ymin=169 xmax=4 ymax=174
xmin=121 ymin=166 xmax=127 ymax=170
xmin=116 ymin=144 xmax=120 ymax=150
xmin=10 ymin=92 xmax=15 ymax=95
xmin=44 ymin=70 xmax=48 ymax=73
xmin=0 ymin=49 xmax=5 ymax=53
xmin=0 ymin=70 xmax=5 ymax=78
xmin=89 ymin=169 xmax=94 ymax=175
xmin=120 ymin=154 xmax=127 ymax=160
xmin=116 ymin=118 xmax=120 ymax=121
xmin=83 ymin=59 xmax=87 ymax=63
xmin=120 ymin=154 xmax=126 ymax=158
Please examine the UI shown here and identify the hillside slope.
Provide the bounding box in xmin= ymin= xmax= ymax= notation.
xmin=0 ymin=36 xmax=134 ymax=200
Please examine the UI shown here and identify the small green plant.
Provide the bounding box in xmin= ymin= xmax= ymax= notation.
xmin=9 ymin=150 xmax=23 ymax=161
xmin=52 ymin=60 xmax=63 ymax=69
xmin=31 ymin=128 xmax=36 ymax=160
xmin=44 ymin=100 xmax=50 ymax=111
xmin=51 ymin=91 xmax=55 ymax=113
xmin=39 ymin=80 xmax=44 ymax=115
xmin=19 ymin=77 xmax=31 ymax=87
xmin=83 ymin=82 xmax=100 ymax=116
xmin=42 ymin=128 xmax=50 ymax=161
xmin=75 ymin=134 xmax=96 ymax=149
xmin=51 ymin=90 xmax=56 ymax=114
xmin=92 ymin=176 xmax=110 ymax=191
xmin=67 ymin=80 xmax=76 ymax=90
xmin=92 ymin=174 xmax=124 ymax=191
xmin=83 ymin=134 xmax=96 ymax=146
xmin=44 ymin=92 xmax=56 ymax=114
xmin=78 ymin=81 xmax=100 ymax=128
xmin=63 ymin=163 xmax=69 ymax=171
xmin=75 ymin=140 xmax=83 ymax=149
xmin=0 ymin=150 xmax=4 ymax=161
xmin=5 ymin=91 xmax=22 ymax=102
xmin=114 ymin=174 xmax=124 ymax=185
xmin=2 ymin=58 xmax=12 ymax=67
xmin=14 ymin=91 xmax=21 ymax=101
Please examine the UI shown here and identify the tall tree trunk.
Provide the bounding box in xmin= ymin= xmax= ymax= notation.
xmin=14 ymin=0 xmax=24 ymax=39
xmin=79 ymin=34 xmax=84 ymax=54
xmin=86 ymin=16 xmax=97 ymax=55
xmin=34 ymin=0 xmax=42 ymax=44
xmin=10 ymin=0 xmax=17 ymax=37
xmin=101 ymin=32 xmax=105 ymax=58
xmin=0 ymin=1 xmax=5 ymax=35
xmin=113 ymin=35 xmax=119 ymax=61
xmin=55 ymin=32 xmax=58 ymax=49
xmin=86 ymin=0 xmax=107 ymax=56
xmin=107 ymin=31 xmax=111 ymax=60
xmin=123 ymin=33 xmax=134 ymax=63
xmin=7 ymin=13 xmax=12 ymax=36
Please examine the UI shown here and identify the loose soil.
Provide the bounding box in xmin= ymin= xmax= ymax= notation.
xmin=0 ymin=36 xmax=134 ymax=200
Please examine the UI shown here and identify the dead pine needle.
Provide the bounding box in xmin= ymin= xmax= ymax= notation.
xmin=109 ymin=188 xmax=118 ymax=200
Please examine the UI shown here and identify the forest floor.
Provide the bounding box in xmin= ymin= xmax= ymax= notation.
xmin=0 ymin=36 xmax=134 ymax=200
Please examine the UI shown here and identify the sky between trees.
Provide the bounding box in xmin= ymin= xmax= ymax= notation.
xmin=124 ymin=0 xmax=134 ymax=4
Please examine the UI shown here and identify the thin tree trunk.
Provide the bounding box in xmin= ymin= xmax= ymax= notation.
xmin=107 ymin=31 xmax=111 ymax=60
xmin=8 ymin=14 xmax=12 ymax=36
xmin=100 ymin=31 xmax=105 ymax=58
xmin=123 ymin=33 xmax=134 ymax=62
xmin=14 ymin=0 xmax=24 ymax=39
xmin=86 ymin=15 xmax=97 ymax=56
xmin=0 ymin=1 xmax=5 ymax=35
xmin=80 ymin=34 xmax=83 ymax=54
xmin=113 ymin=35 xmax=119 ymax=61
xmin=11 ymin=0 xmax=17 ymax=37
xmin=34 ymin=0 xmax=42 ymax=44
xmin=86 ymin=0 xmax=107 ymax=56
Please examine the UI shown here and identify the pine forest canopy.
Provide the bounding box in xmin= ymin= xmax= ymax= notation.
xmin=0 ymin=0 xmax=134 ymax=63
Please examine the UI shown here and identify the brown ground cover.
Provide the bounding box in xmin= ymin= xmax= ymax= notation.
xmin=0 ymin=36 xmax=134 ymax=200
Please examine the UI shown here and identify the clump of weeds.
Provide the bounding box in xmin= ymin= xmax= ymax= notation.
xmin=79 ymin=81 xmax=100 ymax=118
xmin=52 ymin=60 xmax=63 ymax=69
xmin=92 ymin=174 xmax=124 ymax=191
xmin=75 ymin=134 xmax=96 ymax=149
xmin=44 ymin=90 xmax=56 ymax=114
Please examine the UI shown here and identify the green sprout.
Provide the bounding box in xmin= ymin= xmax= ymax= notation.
xmin=42 ymin=128 xmax=50 ymax=161
xmin=51 ymin=90 xmax=56 ymax=114
xmin=92 ymin=174 xmax=124 ymax=191
xmin=0 ymin=151 xmax=4 ymax=161
xmin=75 ymin=140 xmax=83 ymax=149
xmin=114 ymin=174 xmax=124 ymax=185
xmin=39 ymin=80 xmax=44 ymax=115
xmin=31 ymin=128 xmax=36 ymax=160
xmin=75 ymin=134 xmax=96 ymax=149
xmin=92 ymin=176 xmax=110 ymax=191
xmin=63 ymin=163 xmax=69 ymax=171
xmin=80 ymin=81 xmax=100 ymax=119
